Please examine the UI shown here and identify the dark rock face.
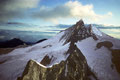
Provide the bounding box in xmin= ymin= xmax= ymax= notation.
xmin=40 ymin=55 xmax=53 ymax=66
xmin=96 ymin=41 xmax=113 ymax=49
xmin=18 ymin=43 xmax=94 ymax=80
xmin=111 ymin=49 xmax=120 ymax=74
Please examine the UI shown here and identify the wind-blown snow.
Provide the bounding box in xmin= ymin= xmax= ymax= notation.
xmin=92 ymin=26 xmax=102 ymax=36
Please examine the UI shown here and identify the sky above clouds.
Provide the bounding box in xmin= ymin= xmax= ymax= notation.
xmin=0 ymin=0 xmax=120 ymax=41
xmin=0 ymin=0 xmax=120 ymax=26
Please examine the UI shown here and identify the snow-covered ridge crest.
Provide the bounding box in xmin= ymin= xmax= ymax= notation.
xmin=91 ymin=25 xmax=102 ymax=36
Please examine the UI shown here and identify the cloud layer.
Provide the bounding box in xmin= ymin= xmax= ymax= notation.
xmin=33 ymin=1 xmax=112 ymax=23
xmin=0 ymin=0 xmax=112 ymax=23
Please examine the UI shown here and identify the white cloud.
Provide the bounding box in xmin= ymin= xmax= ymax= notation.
xmin=33 ymin=1 xmax=112 ymax=23
xmin=1 ymin=0 xmax=40 ymax=11
xmin=107 ymin=12 xmax=113 ymax=16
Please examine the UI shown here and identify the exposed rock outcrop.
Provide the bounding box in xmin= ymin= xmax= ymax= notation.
xmin=96 ymin=41 xmax=113 ymax=49
xmin=111 ymin=49 xmax=120 ymax=74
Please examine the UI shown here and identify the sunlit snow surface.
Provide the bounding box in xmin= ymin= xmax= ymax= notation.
xmin=92 ymin=26 xmax=102 ymax=36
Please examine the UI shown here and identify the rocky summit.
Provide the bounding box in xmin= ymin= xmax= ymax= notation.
xmin=0 ymin=20 xmax=120 ymax=80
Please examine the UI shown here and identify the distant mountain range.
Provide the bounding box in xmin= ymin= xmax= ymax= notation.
xmin=0 ymin=38 xmax=25 ymax=48
xmin=0 ymin=38 xmax=47 ymax=48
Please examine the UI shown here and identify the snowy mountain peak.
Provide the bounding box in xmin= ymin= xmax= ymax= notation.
xmin=75 ymin=19 xmax=84 ymax=28
xmin=60 ymin=20 xmax=93 ymax=44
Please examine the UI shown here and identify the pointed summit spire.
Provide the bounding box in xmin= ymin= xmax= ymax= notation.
xmin=75 ymin=19 xmax=85 ymax=30
xmin=76 ymin=19 xmax=84 ymax=26
xmin=61 ymin=19 xmax=92 ymax=44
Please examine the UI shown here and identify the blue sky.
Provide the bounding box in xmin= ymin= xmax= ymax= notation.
xmin=0 ymin=0 xmax=120 ymax=26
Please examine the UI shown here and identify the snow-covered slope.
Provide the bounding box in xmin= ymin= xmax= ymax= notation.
xmin=0 ymin=20 xmax=120 ymax=80
xmin=0 ymin=31 xmax=71 ymax=80
xmin=76 ymin=37 xmax=120 ymax=80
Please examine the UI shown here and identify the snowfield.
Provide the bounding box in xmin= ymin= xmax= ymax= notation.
xmin=76 ymin=37 xmax=120 ymax=80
